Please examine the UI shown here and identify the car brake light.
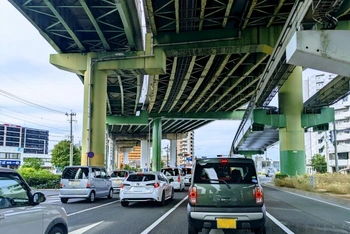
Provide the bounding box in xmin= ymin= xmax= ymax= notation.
xmin=189 ymin=186 xmax=197 ymax=205
xmin=120 ymin=183 xmax=124 ymax=189
xmin=177 ymin=175 xmax=180 ymax=182
xmin=220 ymin=159 xmax=228 ymax=164
xmin=59 ymin=182 xmax=63 ymax=188
xmin=254 ymin=186 xmax=263 ymax=204
xmin=86 ymin=182 xmax=91 ymax=188
xmin=154 ymin=182 xmax=160 ymax=188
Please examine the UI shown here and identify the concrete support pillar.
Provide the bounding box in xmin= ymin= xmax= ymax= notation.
xmin=152 ymin=118 xmax=162 ymax=171
xmin=279 ymin=66 xmax=306 ymax=176
xmin=82 ymin=54 xmax=107 ymax=167
xmin=107 ymin=134 xmax=116 ymax=173
xmin=123 ymin=150 xmax=129 ymax=165
xmin=170 ymin=140 xmax=177 ymax=167
xmin=141 ymin=140 xmax=149 ymax=172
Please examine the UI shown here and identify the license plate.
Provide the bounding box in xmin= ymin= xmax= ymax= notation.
xmin=69 ymin=181 xmax=79 ymax=186
xmin=217 ymin=218 xmax=236 ymax=229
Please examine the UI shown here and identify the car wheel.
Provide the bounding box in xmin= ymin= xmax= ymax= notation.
xmin=87 ymin=191 xmax=95 ymax=203
xmin=48 ymin=226 xmax=65 ymax=234
xmin=253 ymin=225 xmax=266 ymax=234
xmin=121 ymin=201 xmax=129 ymax=207
xmin=107 ymin=188 xmax=113 ymax=198
xmin=60 ymin=198 xmax=68 ymax=203
xmin=158 ymin=192 xmax=165 ymax=206
xmin=170 ymin=188 xmax=174 ymax=200
xmin=188 ymin=223 xmax=199 ymax=234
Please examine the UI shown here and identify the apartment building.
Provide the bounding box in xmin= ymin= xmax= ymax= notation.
xmin=176 ymin=131 xmax=194 ymax=167
xmin=303 ymin=73 xmax=350 ymax=172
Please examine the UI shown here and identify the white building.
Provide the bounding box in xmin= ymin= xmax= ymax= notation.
xmin=176 ymin=131 xmax=194 ymax=167
xmin=303 ymin=72 xmax=350 ymax=173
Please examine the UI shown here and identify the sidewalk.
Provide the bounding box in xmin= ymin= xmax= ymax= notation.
xmin=262 ymin=181 xmax=350 ymax=209
xmin=36 ymin=189 xmax=60 ymax=197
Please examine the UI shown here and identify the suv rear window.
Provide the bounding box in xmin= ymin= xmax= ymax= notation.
xmin=161 ymin=168 xmax=179 ymax=176
xmin=127 ymin=174 xmax=155 ymax=182
xmin=182 ymin=168 xmax=192 ymax=175
xmin=193 ymin=162 xmax=257 ymax=184
xmin=111 ymin=171 xmax=128 ymax=178
xmin=62 ymin=167 xmax=89 ymax=179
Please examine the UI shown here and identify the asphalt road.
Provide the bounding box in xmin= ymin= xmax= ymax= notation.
xmin=41 ymin=178 xmax=350 ymax=234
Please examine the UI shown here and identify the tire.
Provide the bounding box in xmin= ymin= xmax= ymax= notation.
xmin=121 ymin=201 xmax=129 ymax=207
xmin=158 ymin=192 xmax=165 ymax=206
xmin=253 ymin=225 xmax=266 ymax=234
xmin=107 ymin=189 xmax=113 ymax=198
xmin=188 ymin=223 xmax=199 ymax=234
xmin=87 ymin=191 xmax=95 ymax=203
xmin=48 ymin=226 xmax=65 ymax=234
xmin=170 ymin=188 xmax=174 ymax=200
xmin=60 ymin=198 xmax=68 ymax=203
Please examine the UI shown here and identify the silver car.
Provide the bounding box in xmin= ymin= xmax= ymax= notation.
xmin=59 ymin=166 xmax=113 ymax=203
xmin=0 ymin=168 xmax=68 ymax=234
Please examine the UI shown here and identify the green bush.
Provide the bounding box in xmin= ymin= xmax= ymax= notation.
xmin=275 ymin=173 xmax=288 ymax=179
xmin=17 ymin=168 xmax=61 ymax=189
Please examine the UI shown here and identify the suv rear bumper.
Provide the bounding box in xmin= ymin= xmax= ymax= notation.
xmin=187 ymin=204 xmax=266 ymax=230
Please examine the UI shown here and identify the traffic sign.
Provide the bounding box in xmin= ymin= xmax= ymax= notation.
xmin=87 ymin=152 xmax=94 ymax=158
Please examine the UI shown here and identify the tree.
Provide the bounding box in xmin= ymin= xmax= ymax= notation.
xmin=51 ymin=140 xmax=81 ymax=168
xmin=311 ymin=154 xmax=327 ymax=173
xmin=22 ymin=158 xmax=44 ymax=170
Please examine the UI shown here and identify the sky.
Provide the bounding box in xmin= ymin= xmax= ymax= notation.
xmin=0 ymin=1 xmax=333 ymax=159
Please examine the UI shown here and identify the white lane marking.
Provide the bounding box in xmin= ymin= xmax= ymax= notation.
xmin=267 ymin=212 xmax=294 ymax=234
xmin=282 ymin=190 xmax=350 ymax=211
xmin=69 ymin=221 xmax=104 ymax=234
xmin=67 ymin=200 xmax=119 ymax=217
xmin=140 ymin=196 xmax=188 ymax=234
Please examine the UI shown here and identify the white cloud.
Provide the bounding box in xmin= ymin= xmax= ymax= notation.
xmin=0 ymin=1 xmax=83 ymax=150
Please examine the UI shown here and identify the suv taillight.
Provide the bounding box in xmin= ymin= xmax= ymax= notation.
xmin=177 ymin=175 xmax=180 ymax=182
xmin=154 ymin=182 xmax=160 ymax=188
xmin=254 ymin=186 xmax=263 ymax=204
xmin=188 ymin=186 xmax=197 ymax=205
xmin=86 ymin=182 xmax=91 ymax=188
xmin=59 ymin=182 xmax=63 ymax=188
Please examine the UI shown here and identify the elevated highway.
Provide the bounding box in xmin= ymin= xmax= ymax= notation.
xmin=8 ymin=0 xmax=350 ymax=173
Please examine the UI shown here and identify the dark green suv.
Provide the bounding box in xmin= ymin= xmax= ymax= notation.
xmin=187 ymin=157 xmax=266 ymax=234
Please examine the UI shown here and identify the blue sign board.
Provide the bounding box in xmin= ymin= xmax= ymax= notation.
xmin=0 ymin=160 xmax=21 ymax=166
xmin=87 ymin=152 xmax=94 ymax=158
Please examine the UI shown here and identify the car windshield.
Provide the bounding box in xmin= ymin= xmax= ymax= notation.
xmin=193 ymin=162 xmax=257 ymax=184
xmin=62 ymin=167 xmax=89 ymax=179
xmin=126 ymin=174 xmax=155 ymax=182
xmin=111 ymin=171 xmax=128 ymax=178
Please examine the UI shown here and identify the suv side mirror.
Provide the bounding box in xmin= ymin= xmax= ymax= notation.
xmin=32 ymin=192 xmax=46 ymax=204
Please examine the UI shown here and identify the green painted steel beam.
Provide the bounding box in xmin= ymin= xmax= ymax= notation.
xmin=115 ymin=0 xmax=143 ymax=50
xmin=236 ymin=150 xmax=264 ymax=155
xmin=50 ymin=49 xmax=167 ymax=75
xmin=154 ymin=26 xmax=283 ymax=57
xmin=253 ymin=109 xmax=286 ymax=128
xmin=43 ymin=0 xmax=85 ymax=51
xmin=97 ymin=48 xmax=166 ymax=75
xmin=301 ymin=107 xmax=334 ymax=128
xmin=79 ymin=0 xmax=110 ymax=50
xmin=50 ymin=53 xmax=87 ymax=75
xmin=149 ymin=110 xmax=245 ymax=120
xmin=106 ymin=110 xmax=149 ymax=125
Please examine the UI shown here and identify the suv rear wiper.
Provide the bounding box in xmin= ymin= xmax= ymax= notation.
xmin=205 ymin=179 xmax=231 ymax=189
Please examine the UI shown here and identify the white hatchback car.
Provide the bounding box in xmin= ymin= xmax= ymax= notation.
xmin=0 ymin=167 xmax=68 ymax=234
xmin=161 ymin=167 xmax=185 ymax=191
xmin=119 ymin=172 xmax=174 ymax=207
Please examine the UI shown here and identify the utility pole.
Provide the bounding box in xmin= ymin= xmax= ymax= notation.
xmin=66 ymin=112 xmax=76 ymax=166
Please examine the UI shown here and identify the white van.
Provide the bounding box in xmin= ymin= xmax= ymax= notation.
xmin=59 ymin=166 xmax=113 ymax=203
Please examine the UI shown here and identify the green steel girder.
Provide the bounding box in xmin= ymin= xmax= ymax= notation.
xmin=115 ymin=0 xmax=143 ymax=50
xmin=301 ymin=107 xmax=335 ymax=128
xmin=253 ymin=109 xmax=286 ymax=128
xmin=236 ymin=150 xmax=264 ymax=156
xmin=106 ymin=110 xmax=245 ymax=125
xmin=150 ymin=110 xmax=245 ymax=120
xmin=153 ymin=27 xmax=282 ymax=57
